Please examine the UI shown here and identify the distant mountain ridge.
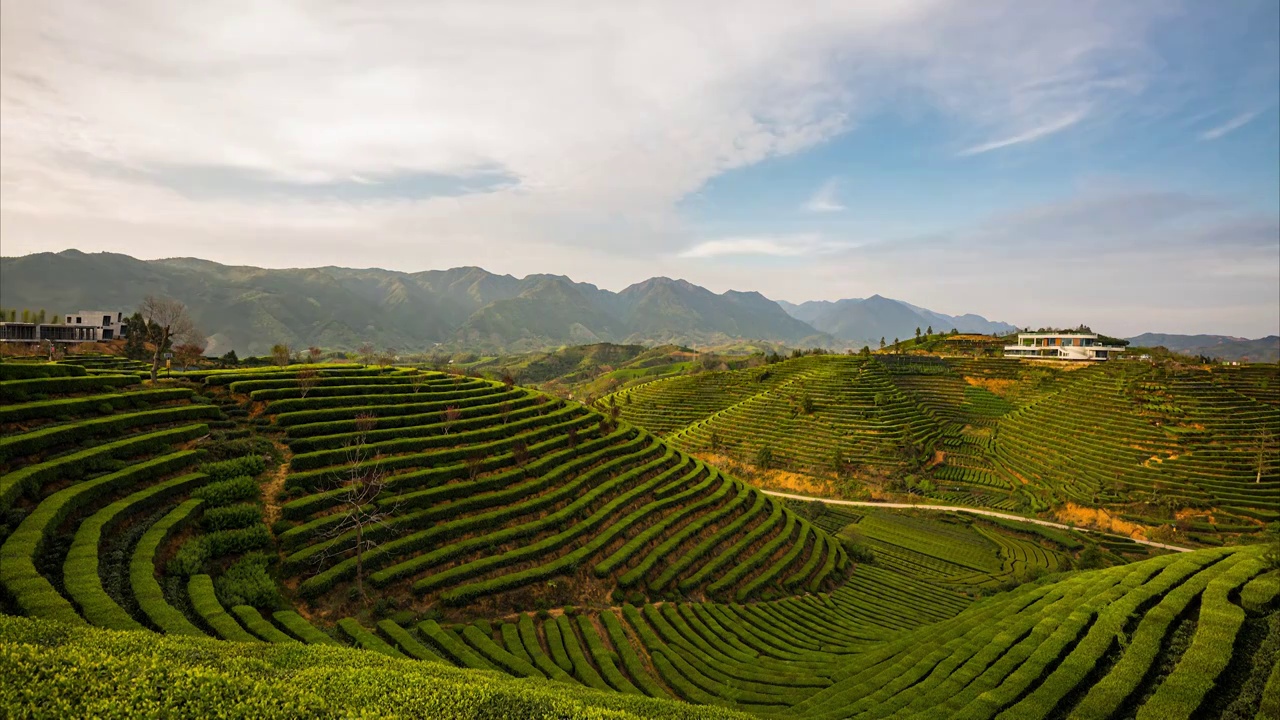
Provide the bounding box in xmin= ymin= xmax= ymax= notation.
xmin=777 ymin=296 xmax=1017 ymax=346
xmin=1 ymin=250 xmax=830 ymax=355
xmin=1127 ymin=333 xmax=1280 ymax=363
xmin=0 ymin=249 xmax=1030 ymax=356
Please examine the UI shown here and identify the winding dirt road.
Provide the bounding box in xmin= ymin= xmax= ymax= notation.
xmin=763 ymin=490 xmax=1193 ymax=553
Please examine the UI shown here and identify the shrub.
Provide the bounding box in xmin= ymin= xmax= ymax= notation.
xmin=203 ymin=436 xmax=279 ymax=464
xmin=192 ymin=475 xmax=259 ymax=507
xmin=199 ymin=455 xmax=266 ymax=482
xmin=202 ymin=503 xmax=263 ymax=532
xmin=167 ymin=538 xmax=209 ymax=576
xmin=215 ymin=552 xmax=282 ymax=609
xmin=168 ymin=526 xmax=272 ymax=575
xmin=755 ymin=445 xmax=774 ymax=471
xmin=1265 ymin=523 xmax=1280 ymax=570
xmin=839 ymin=537 xmax=876 ymax=565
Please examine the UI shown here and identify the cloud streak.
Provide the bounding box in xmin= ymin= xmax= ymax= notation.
xmin=679 ymin=235 xmax=851 ymax=259
xmin=958 ymin=110 xmax=1088 ymax=156
xmin=803 ymin=178 xmax=845 ymax=212
xmin=1199 ymin=111 xmax=1260 ymax=140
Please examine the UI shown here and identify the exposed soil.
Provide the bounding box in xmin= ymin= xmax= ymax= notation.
xmin=693 ymin=451 xmax=835 ymax=497
xmin=1053 ymin=502 xmax=1148 ymax=539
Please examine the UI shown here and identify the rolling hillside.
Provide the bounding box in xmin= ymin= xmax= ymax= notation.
xmin=1 ymin=357 xmax=1277 ymax=718
xmin=605 ymin=355 xmax=1280 ymax=541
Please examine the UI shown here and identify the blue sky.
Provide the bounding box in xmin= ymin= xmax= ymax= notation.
xmin=1 ymin=1 xmax=1277 ymax=337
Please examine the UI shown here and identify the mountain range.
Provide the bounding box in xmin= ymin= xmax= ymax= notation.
xmin=1126 ymin=333 xmax=1280 ymax=363
xmin=1 ymin=250 xmax=847 ymax=355
xmin=776 ymin=297 xmax=1018 ymax=346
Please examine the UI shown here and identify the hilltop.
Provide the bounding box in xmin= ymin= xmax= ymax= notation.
xmin=0 ymin=250 xmax=1019 ymax=356
xmin=605 ymin=353 xmax=1280 ymax=546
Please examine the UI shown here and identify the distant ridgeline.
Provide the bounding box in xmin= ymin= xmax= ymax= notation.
xmin=2 ymin=356 xmax=1279 ymax=718
xmin=604 ymin=354 xmax=1280 ymax=541
xmin=0 ymin=249 xmax=1022 ymax=356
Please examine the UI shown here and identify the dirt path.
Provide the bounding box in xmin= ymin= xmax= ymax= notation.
xmin=762 ymin=490 xmax=1193 ymax=553
xmin=263 ymin=438 xmax=292 ymax=527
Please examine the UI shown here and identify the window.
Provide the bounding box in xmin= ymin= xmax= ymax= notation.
xmin=103 ymin=315 xmax=112 ymax=325
xmin=75 ymin=317 xmax=81 ymax=324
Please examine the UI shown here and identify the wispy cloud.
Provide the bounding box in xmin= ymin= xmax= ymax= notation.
xmin=803 ymin=177 xmax=844 ymax=212
xmin=1199 ymin=111 xmax=1259 ymax=140
xmin=679 ymin=234 xmax=851 ymax=259
xmin=958 ymin=109 xmax=1088 ymax=156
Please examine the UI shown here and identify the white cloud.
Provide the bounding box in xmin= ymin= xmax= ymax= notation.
xmin=1199 ymin=111 xmax=1260 ymax=140
xmin=0 ymin=1 xmax=1190 ymax=276
xmin=679 ymin=234 xmax=850 ymax=258
xmin=958 ymin=109 xmax=1088 ymax=156
xmin=803 ymin=178 xmax=844 ymax=212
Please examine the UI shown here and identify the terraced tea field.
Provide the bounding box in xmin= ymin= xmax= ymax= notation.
xmin=2 ymin=358 xmax=1277 ymax=719
xmin=606 ymin=355 xmax=1280 ymax=541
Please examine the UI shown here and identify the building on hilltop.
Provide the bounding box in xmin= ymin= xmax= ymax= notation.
xmin=0 ymin=321 xmax=100 ymax=344
xmin=0 ymin=310 xmax=129 ymax=346
xmin=64 ymin=311 xmax=129 ymax=341
xmin=1003 ymin=333 xmax=1125 ymax=361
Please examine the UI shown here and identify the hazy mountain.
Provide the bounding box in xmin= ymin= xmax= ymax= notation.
xmin=2 ymin=249 xmax=1023 ymax=356
xmin=778 ymin=295 xmax=1016 ymax=346
xmin=619 ymin=278 xmax=822 ymax=346
xmin=1128 ymin=333 xmax=1280 ymax=363
xmin=1 ymin=250 xmax=829 ymax=355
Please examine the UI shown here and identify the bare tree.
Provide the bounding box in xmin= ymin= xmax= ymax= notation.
xmin=358 ymin=342 xmax=376 ymax=366
xmin=1257 ymin=427 xmax=1276 ymax=484
xmin=139 ymin=295 xmax=200 ymax=381
xmin=511 ymin=439 xmax=529 ymax=468
xmin=173 ymin=342 xmax=205 ymax=372
xmin=465 ymin=453 xmax=484 ymax=481
xmin=307 ymin=346 xmax=323 ymax=364
xmin=314 ymin=413 xmax=398 ymax=603
xmin=409 ymin=371 xmax=427 ymax=394
xmin=441 ymin=405 xmax=461 ymax=434
xmin=379 ymin=347 xmax=396 ymax=368
xmin=297 ymin=367 xmax=320 ymax=399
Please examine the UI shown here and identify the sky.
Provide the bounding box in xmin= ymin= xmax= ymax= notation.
xmin=1 ymin=1 xmax=1278 ymax=338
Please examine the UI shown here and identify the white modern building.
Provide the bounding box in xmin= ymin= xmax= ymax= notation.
xmin=64 ymin=311 xmax=129 ymax=341
xmin=1003 ymin=333 xmax=1126 ymax=361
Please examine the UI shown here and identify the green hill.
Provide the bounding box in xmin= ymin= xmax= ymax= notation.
xmin=2 ymin=357 xmax=1277 ymax=719
xmin=605 ymin=355 xmax=1280 ymax=541
xmin=0 ymin=251 xmax=831 ymax=356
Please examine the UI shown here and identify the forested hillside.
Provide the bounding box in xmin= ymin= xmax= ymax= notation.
xmin=0 ymin=251 xmax=831 ymax=356
xmin=0 ymin=250 xmax=1027 ymax=357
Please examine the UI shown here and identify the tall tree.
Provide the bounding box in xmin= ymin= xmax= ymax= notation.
xmin=358 ymin=342 xmax=376 ymax=366
xmin=296 ymin=367 xmax=321 ymax=398
xmin=139 ymin=296 xmax=199 ymax=381
xmin=314 ymin=414 xmax=399 ymax=603
xmin=122 ymin=312 xmax=148 ymax=360
xmin=173 ymin=342 xmax=205 ymax=372
xmin=271 ymin=343 xmax=292 ymax=367
xmin=1256 ymin=427 xmax=1275 ymax=484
